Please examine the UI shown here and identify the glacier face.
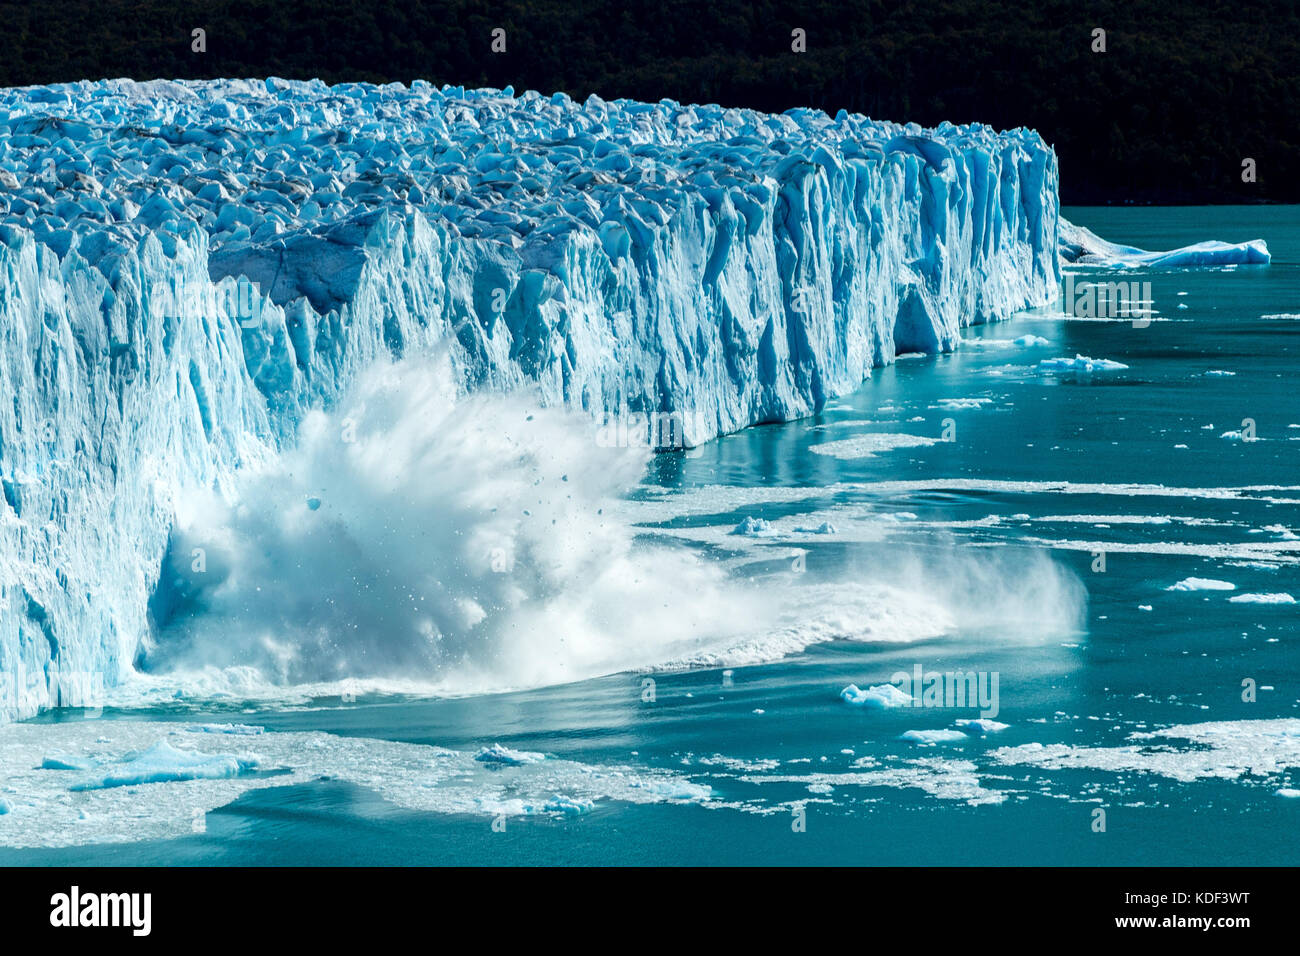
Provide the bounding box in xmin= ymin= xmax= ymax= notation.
xmin=0 ymin=77 xmax=1061 ymax=721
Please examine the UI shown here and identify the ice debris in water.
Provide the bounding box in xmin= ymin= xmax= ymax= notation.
xmin=68 ymin=740 xmax=261 ymax=790
xmin=1037 ymin=355 xmax=1129 ymax=373
xmin=40 ymin=753 xmax=100 ymax=770
xmin=1227 ymin=593 xmax=1295 ymax=605
xmin=182 ymin=723 xmax=267 ymax=735
xmin=955 ymin=718 xmax=1010 ymax=735
xmin=841 ymin=683 xmax=913 ymax=708
xmin=1166 ymin=577 xmax=1236 ymax=592
xmin=900 ymin=729 xmax=969 ymax=745
xmin=475 ymin=744 xmax=547 ymax=766
xmin=794 ymin=521 xmax=838 ymax=534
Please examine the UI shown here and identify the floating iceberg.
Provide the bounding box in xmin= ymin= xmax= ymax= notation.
xmin=841 ymin=683 xmax=914 ymax=708
xmin=1037 ymin=355 xmax=1129 ymax=373
xmin=1227 ymin=593 xmax=1295 ymax=605
xmin=1013 ymin=334 xmax=1049 ymax=347
xmin=730 ymin=516 xmax=775 ymax=536
xmin=794 ymin=521 xmax=838 ymax=534
xmin=1059 ymin=219 xmax=1270 ymax=267
xmin=40 ymin=752 xmax=100 ymax=770
xmin=955 ymin=718 xmax=1010 ymax=735
xmin=68 ymin=740 xmax=261 ymax=790
xmin=1166 ymin=577 xmax=1236 ymax=592
xmin=475 ymin=744 xmax=547 ymax=766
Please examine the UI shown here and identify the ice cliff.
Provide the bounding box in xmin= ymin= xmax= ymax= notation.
xmin=0 ymin=77 xmax=1063 ymax=720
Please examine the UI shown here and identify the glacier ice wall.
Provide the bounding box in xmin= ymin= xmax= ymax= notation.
xmin=0 ymin=78 xmax=1060 ymax=720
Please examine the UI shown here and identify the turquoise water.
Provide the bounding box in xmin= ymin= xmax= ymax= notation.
xmin=4 ymin=206 xmax=1298 ymax=866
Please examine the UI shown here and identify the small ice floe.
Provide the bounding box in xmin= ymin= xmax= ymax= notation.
xmin=1203 ymin=369 xmax=1235 ymax=377
xmin=1037 ymin=355 xmax=1128 ymax=373
xmin=794 ymin=521 xmax=837 ymax=534
xmin=730 ymin=516 xmax=774 ymax=536
xmin=40 ymin=752 xmax=99 ymax=771
xmin=934 ymin=398 xmax=993 ymax=410
xmin=475 ymin=744 xmax=546 ymax=766
xmin=841 ymin=683 xmax=912 ymax=708
xmin=1228 ymin=593 xmax=1296 ymax=605
xmin=628 ymin=778 xmax=713 ymax=801
xmin=900 ymin=729 xmax=968 ymax=746
xmin=69 ymin=740 xmax=261 ymax=791
xmin=694 ymin=754 xmax=781 ymax=773
xmin=181 ymin=723 xmax=266 ymax=735
xmin=1277 ymin=789 xmax=1300 ymax=799
xmin=955 ymin=718 xmax=1010 ymax=736
xmin=966 ymin=334 xmax=1047 ymax=349
xmin=1220 ymin=430 xmax=1260 ymax=442
xmin=809 ymin=433 xmax=939 ymax=459
xmin=543 ymin=796 xmax=593 ymax=814
xmin=1166 ymin=577 xmax=1236 ymax=592
xmin=1138 ymin=605 xmax=1153 ymax=611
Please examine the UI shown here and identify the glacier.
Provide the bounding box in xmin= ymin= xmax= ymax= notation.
xmin=0 ymin=77 xmax=1259 ymax=722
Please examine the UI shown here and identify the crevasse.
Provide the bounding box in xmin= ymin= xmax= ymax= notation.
xmin=0 ymin=78 xmax=1062 ymax=720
